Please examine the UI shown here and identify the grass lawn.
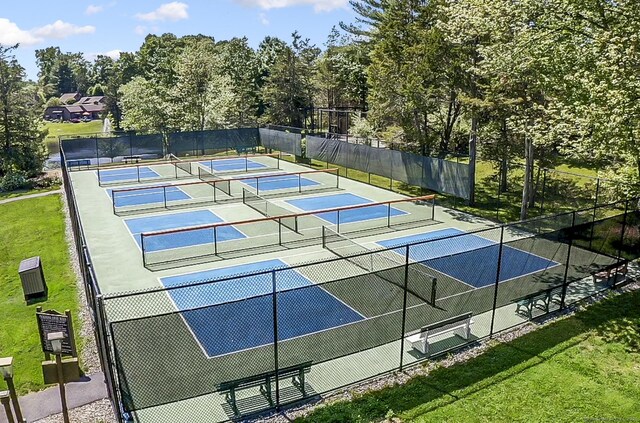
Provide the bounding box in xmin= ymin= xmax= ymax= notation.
xmin=0 ymin=194 xmax=82 ymax=395
xmin=43 ymin=120 xmax=104 ymax=154
xmin=296 ymin=289 xmax=640 ymax=423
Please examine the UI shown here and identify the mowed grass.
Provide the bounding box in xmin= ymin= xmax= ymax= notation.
xmin=0 ymin=194 xmax=81 ymax=395
xmin=43 ymin=120 xmax=104 ymax=154
xmin=296 ymin=289 xmax=640 ymax=423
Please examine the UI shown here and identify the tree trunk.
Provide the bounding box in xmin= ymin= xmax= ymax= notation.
xmin=521 ymin=135 xmax=534 ymax=220
xmin=500 ymin=159 xmax=508 ymax=193
xmin=468 ymin=116 xmax=477 ymax=205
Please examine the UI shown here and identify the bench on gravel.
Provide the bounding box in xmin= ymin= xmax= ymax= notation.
xmin=514 ymin=286 xmax=563 ymax=319
xmin=591 ymin=260 xmax=629 ymax=285
xmin=405 ymin=312 xmax=473 ymax=355
xmin=123 ymin=155 xmax=143 ymax=164
xmin=67 ymin=159 xmax=91 ymax=169
xmin=216 ymin=361 xmax=312 ymax=417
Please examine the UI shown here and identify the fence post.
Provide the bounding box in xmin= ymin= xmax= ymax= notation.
xmin=560 ymin=211 xmax=577 ymax=309
xmin=489 ymin=226 xmax=505 ymax=337
xmin=272 ymin=270 xmax=280 ymax=410
xmin=540 ymin=169 xmax=547 ymax=213
xmin=613 ymin=200 xmax=630 ymax=289
xmin=96 ymin=297 xmax=124 ymax=423
xmin=213 ymin=226 xmax=218 ymax=256
xmin=399 ymin=245 xmax=410 ymax=372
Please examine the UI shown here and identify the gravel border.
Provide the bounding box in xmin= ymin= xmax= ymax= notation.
xmin=60 ymin=184 xmax=102 ymax=374
xmin=247 ymin=280 xmax=640 ymax=423
xmin=33 ymin=399 xmax=117 ymax=423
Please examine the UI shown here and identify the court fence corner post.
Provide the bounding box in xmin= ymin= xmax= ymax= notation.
xmin=489 ymin=225 xmax=505 ymax=338
xmin=613 ymin=199 xmax=630 ymax=290
xmin=560 ymin=211 xmax=577 ymax=310
xmin=398 ymin=244 xmax=410 ymax=372
xmin=271 ymin=270 xmax=280 ymax=411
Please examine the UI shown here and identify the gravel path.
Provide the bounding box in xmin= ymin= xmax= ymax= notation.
xmin=0 ymin=189 xmax=61 ymax=205
xmin=33 ymin=399 xmax=117 ymax=423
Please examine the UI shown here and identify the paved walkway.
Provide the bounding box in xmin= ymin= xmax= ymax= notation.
xmin=0 ymin=372 xmax=107 ymax=423
xmin=0 ymin=190 xmax=62 ymax=206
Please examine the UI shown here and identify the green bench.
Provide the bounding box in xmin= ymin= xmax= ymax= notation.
xmin=515 ymin=286 xmax=563 ymax=319
xmin=591 ymin=260 xmax=629 ymax=285
xmin=217 ymin=361 xmax=312 ymax=417
xmin=67 ymin=159 xmax=91 ymax=169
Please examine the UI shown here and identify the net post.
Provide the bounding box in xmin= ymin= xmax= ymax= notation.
xmin=398 ymin=244 xmax=410 ymax=372
xmin=272 ymin=270 xmax=280 ymax=411
xmin=336 ymin=169 xmax=340 ymax=189
xmin=430 ymin=278 xmax=437 ymax=305
xmin=245 ymin=157 xmax=249 ymax=172
xmin=560 ymin=211 xmax=577 ymax=308
xmin=163 ymin=186 xmax=167 ymax=209
xmin=321 ymin=226 xmax=326 ymax=248
xmin=337 ymin=211 xmax=340 ymax=233
xmin=174 ymin=160 xmax=178 ymax=179
xmin=256 ymin=177 xmax=260 ymax=196
xmin=141 ymin=233 xmax=147 ymax=268
xmin=97 ymin=167 xmax=102 ymax=186
xmin=489 ymin=226 xmax=505 ymax=338
xmin=137 ymin=165 xmax=140 ymax=183
xmin=213 ymin=180 xmax=217 ymax=203
xmin=431 ymin=196 xmax=436 ymax=221
xmin=213 ymin=226 xmax=218 ymax=256
xmin=278 ymin=218 xmax=282 ymax=245
xmin=298 ymin=173 xmax=302 ymax=193
xmin=111 ymin=189 xmax=116 ymax=215
xmin=387 ymin=203 xmax=392 ymax=228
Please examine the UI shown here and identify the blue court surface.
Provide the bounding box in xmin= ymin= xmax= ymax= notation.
xmin=160 ymin=259 xmax=364 ymax=357
xmin=124 ymin=210 xmax=245 ymax=251
xmin=286 ymin=193 xmax=407 ymax=224
xmin=97 ymin=167 xmax=160 ymax=183
xmin=239 ymin=173 xmax=320 ymax=192
xmin=377 ymin=228 xmax=559 ymax=288
xmin=109 ymin=186 xmax=190 ymax=207
xmin=199 ymin=158 xmax=267 ymax=172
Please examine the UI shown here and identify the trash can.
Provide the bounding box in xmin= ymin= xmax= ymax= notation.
xmin=19 ymin=256 xmax=47 ymax=301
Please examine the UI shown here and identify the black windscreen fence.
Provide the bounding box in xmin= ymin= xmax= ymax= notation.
xmin=99 ymin=199 xmax=639 ymax=421
xmin=259 ymin=128 xmax=303 ymax=156
xmin=60 ymin=128 xmax=260 ymax=166
xmin=306 ymin=136 xmax=470 ymax=199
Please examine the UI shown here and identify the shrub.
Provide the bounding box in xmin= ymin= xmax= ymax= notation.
xmin=0 ymin=172 xmax=32 ymax=191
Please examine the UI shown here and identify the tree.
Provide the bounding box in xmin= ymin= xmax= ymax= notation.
xmin=119 ymin=76 xmax=173 ymax=133
xmin=261 ymin=32 xmax=320 ymax=127
xmin=0 ymin=46 xmax=46 ymax=178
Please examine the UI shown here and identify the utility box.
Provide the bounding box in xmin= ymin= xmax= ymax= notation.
xmin=19 ymin=256 xmax=47 ymax=301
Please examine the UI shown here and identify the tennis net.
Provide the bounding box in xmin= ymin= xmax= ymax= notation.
xmin=322 ymin=226 xmax=438 ymax=304
xmin=198 ymin=166 xmax=232 ymax=196
xmin=243 ymin=189 xmax=298 ymax=232
xmin=169 ymin=154 xmax=192 ymax=175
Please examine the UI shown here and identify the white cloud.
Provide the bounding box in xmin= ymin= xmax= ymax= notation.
xmin=0 ymin=18 xmax=95 ymax=46
xmin=0 ymin=18 xmax=41 ymax=46
xmin=85 ymin=49 xmax=121 ymax=62
xmin=234 ymin=0 xmax=348 ymax=12
xmin=136 ymin=2 xmax=189 ymax=22
xmin=134 ymin=25 xmax=147 ymax=35
xmin=85 ymin=4 xmax=104 ymax=15
xmin=259 ymin=13 xmax=269 ymax=25
xmin=32 ymin=20 xmax=95 ymax=39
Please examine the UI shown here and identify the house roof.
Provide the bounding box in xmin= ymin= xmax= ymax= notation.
xmin=76 ymin=96 xmax=105 ymax=105
xmin=81 ymin=104 xmax=105 ymax=113
xmin=59 ymin=92 xmax=79 ymax=102
xmin=67 ymin=106 xmax=84 ymax=113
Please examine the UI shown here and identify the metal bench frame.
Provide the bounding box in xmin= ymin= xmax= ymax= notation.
xmin=216 ymin=361 xmax=312 ymax=417
xmin=515 ymin=286 xmax=563 ymax=319
xmin=591 ymin=260 xmax=629 ymax=285
xmin=123 ymin=155 xmax=143 ymax=164
xmin=405 ymin=312 xmax=474 ymax=355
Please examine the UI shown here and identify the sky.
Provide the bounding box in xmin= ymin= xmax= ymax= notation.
xmin=0 ymin=0 xmax=357 ymax=81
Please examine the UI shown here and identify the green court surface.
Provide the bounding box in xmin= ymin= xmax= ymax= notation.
xmin=69 ymin=154 xmax=619 ymax=422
